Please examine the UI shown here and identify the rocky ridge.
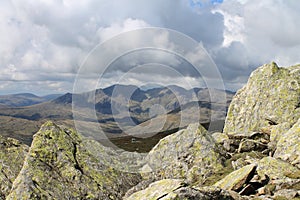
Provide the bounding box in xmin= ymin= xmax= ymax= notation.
xmin=4 ymin=122 xmax=141 ymax=199
xmin=125 ymin=62 xmax=300 ymax=200
xmin=0 ymin=62 xmax=299 ymax=199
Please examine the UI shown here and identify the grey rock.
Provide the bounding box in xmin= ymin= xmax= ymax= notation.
xmin=125 ymin=179 xmax=235 ymax=200
xmin=274 ymin=189 xmax=298 ymax=199
xmin=274 ymin=118 xmax=300 ymax=168
xmin=6 ymin=121 xmax=141 ymax=200
xmin=257 ymin=156 xmax=300 ymax=180
xmin=141 ymin=123 xmax=227 ymax=186
xmin=214 ymin=164 xmax=256 ymax=191
xmin=224 ymin=62 xmax=300 ymax=134
xmin=0 ymin=136 xmax=28 ymax=198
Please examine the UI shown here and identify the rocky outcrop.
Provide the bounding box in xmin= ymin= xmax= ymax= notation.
xmin=6 ymin=121 xmax=141 ymax=200
xmin=224 ymin=62 xmax=300 ymax=134
xmin=125 ymin=62 xmax=300 ymax=199
xmin=0 ymin=136 xmax=28 ymax=198
xmin=140 ymin=123 xmax=229 ymax=186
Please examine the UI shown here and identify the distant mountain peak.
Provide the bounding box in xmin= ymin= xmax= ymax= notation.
xmin=0 ymin=93 xmax=62 ymax=107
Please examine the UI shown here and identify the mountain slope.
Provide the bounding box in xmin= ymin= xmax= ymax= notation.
xmin=0 ymin=85 xmax=234 ymax=148
xmin=0 ymin=93 xmax=62 ymax=107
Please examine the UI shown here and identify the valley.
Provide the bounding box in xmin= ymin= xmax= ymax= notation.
xmin=0 ymin=84 xmax=234 ymax=151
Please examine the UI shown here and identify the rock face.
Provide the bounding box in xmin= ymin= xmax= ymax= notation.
xmin=274 ymin=118 xmax=300 ymax=168
xmin=224 ymin=62 xmax=300 ymax=134
xmin=141 ymin=123 xmax=227 ymax=185
xmin=6 ymin=121 xmax=141 ymax=200
xmin=0 ymin=136 xmax=28 ymax=198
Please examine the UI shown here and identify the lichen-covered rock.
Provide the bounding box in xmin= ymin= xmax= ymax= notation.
xmin=270 ymin=123 xmax=291 ymax=144
xmin=270 ymin=178 xmax=300 ymax=192
xmin=224 ymin=62 xmax=300 ymax=134
xmin=81 ymin=138 xmax=146 ymax=173
xmin=214 ymin=164 xmax=256 ymax=191
xmin=257 ymin=157 xmax=300 ymax=180
xmin=141 ymin=123 xmax=228 ymax=186
xmin=174 ymin=186 xmax=235 ymax=200
xmin=6 ymin=121 xmax=141 ymax=200
xmin=212 ymin=132 xmax=229 ymax=143
xmin=268 ymin=122 xmax=291 ymax=153
xmin=0 ymin=135 xmax=28 ymax=198
xmin=124 ymin=179 xmax=184 ymax=200
xmin=274 ymin=118 xmax=300 ymax=168
xmin=125 ymin=179 xmax=235 ymax=200
xmin=230 ymin=151 xmax=264 ymax=170
xmin=273 ymin=189 xmax=298 ymax=199
xmin=123 ymin=179 xmax=156 ymax=199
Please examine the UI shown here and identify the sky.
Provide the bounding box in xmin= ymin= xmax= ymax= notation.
xmin=0 ymin=0 xmax=300 ymax=95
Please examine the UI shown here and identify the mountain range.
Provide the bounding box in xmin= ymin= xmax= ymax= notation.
xmin=0 ymin=93 xmax=61 ymax=107
xmin=0 ymin=85 xmax=234 ymax=150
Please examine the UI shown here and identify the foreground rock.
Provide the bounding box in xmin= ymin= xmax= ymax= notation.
xmin=214 ymin=164 xmax=256 ymax=191
xmin=224 ymin=62 xmax=300 ymax=134
xmin=6 ymin=121 xmax=141 ymax=199
xmin=257 ymin=156 xmax=300 ymax=180
xmin=0 ymin=136 xmax=28 ymax=198
xmin=274 ymin=118 xmax=300 ymax=168
xmin=125 ymin=179 xmax=235 ymax=200
xmin=141 ymin=123 xmax=229 ymax=186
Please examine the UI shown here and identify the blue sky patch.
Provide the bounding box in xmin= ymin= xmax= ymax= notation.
xmin=189 ymin=0 xmax=223 ymax=8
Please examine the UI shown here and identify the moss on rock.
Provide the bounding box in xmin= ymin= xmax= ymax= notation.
xmin=214 ymin=164 xmax=256 ymax=191
xmin=6 ymin=121 xmax=141 ymax=200
xmin=141 ymin=123 xmax=227 ymax=186
xmin=0 ymin=135 xmax=28 ymax=198
xmin=274 ymin=118 xmax=300 ymax=168
xmin=125 ymin=179 xmax=235 ymax=200
xmin=257 ymin=157 xmax=300 ymax=180
xmin=124 ymin=179 xmax=184 ymax=200
xmin=224 ymin=62 xmax=300 ymax=134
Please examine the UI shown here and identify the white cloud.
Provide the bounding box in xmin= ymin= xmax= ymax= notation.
xmin=0 ymin=0 xmax=300 ymax=94
xmin=215 ymin=10 xmax=244 ymax=47
xmin=97 ymin=18 xmax=150 ymax=42
xmin=213 ymin=0 xmax=300 ymax=81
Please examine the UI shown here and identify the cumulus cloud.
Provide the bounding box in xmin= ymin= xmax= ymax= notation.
xmin=97 ymin=18 xmax=150 ymax=42
xmin=0 ymin=0 xmax=299 ymax=94
xmin=211 ymin=0 xmax=300 ymax=85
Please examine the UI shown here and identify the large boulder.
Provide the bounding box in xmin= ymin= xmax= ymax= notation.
xmin=141 ymin=123 xmax=229 ymax=186
xmin=224 ymin=62 xmax=300 ymax=134
xmin=257 ymin=156 xmax=300 ymax=180
xmin=6 ymin=121 xmax=141 ymax=199
xmin=274 ymin=118 xmax=300 ymax=168
xmin=255 ymin=157 xmax=300 ymax=198
xmin=0 ymin=136 xmax=28 ymax=198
